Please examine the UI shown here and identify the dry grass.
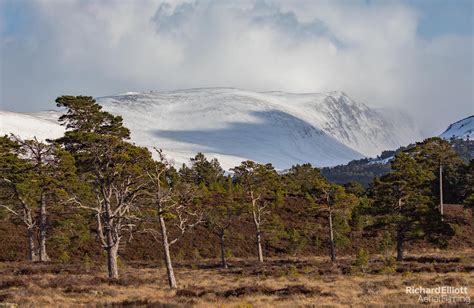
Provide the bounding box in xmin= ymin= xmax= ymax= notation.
xmin=0 ymin=250 xmax=473 ymax=307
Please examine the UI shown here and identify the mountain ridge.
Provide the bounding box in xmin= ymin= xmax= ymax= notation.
xmin=440 ymin=115 xmax=473 ymax=140
xmin=1 ymin=88 xmax=421 ymax=169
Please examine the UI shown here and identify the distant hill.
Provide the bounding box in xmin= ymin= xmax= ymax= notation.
xmin=440 ymin=115 xmax=473 ymax=140
xmin=322 ymin=116 xmax=474 ymax=186
xmin=0 ymin=88 xmax=420 ymax=169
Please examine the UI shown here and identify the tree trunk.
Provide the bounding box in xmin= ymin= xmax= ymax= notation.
xmin=251 ymin=196 xmax=264 ymax=263
xmin=328 ymin=209 xmax=336 ymax=262
xmin=102 ymin=195 xmax=119 ymax=280
xmin=439 ymin=163 xmax=444 ymax=220
xmin=105 ymin=207 xmax=119 ymax=280
xmin=38 ymin=192 xmax=49 ymax=262
xmin=106 ymin=243 xmax=119 ymax=280
xmin=396 ymin=229 xmax=404 ymax=261
xmin=219 ymin=231 xmax=228 ymax=269
xmin=256 ymin=228 xmax=264 ymax=263
xmin=27 ymin=227 xmax=37 ymax=262
xmin=159 ymin=214 xmax=177 ymax=289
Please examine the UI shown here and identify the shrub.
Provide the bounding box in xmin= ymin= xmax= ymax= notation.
xmin=380 ymin=256 xmax=396 ymax=278
xmin=352 ymin=248 xmax=369 ymax=274
xmin=287 ymin=228 xmax=307 ymax=256
xmin=286 ymin=265 xmax=299 ymax=279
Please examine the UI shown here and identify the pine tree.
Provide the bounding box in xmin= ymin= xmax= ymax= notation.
xmin=56 ymin=95 xmax=130 ymax=139
xmin=409 ymin=137 xmax=463 ymax=218
xmin=205 ymin=177 xmax=242 ymax=269
xmin=285 ymin=164 xmax=357 ymax=262
xmin=0 ymin=136 xmax=37 ymax=261
xmin=232 ymin=161 xmax=281 ymax=263
xmin=183 ymin=152 xmax=224 ymax=187
xmin=369 ymin=152 xmax=453 ymax=261
xmin=459 ymin=160 xmax=474 ymax=217
xmin=0 ymin=135 xmax=77 ymax=262
xmin=185 ymin=153 xmax=241 ymax=269
xmin=318 ymin=184 xmax=357 ymax=262
xmin=56 ymin=95 xmax=151 ymax=279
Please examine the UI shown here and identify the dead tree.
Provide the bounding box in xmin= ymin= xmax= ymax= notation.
xmin=250 ymin=192 xmax=269 ymax=263
xmin=145 ymin=149 xmax=203 ymax=289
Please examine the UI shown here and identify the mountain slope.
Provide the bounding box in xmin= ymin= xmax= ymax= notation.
xmin=323 ymin=115 xmax=474 ymax=186
xmin=0 ymin=111 xmax=64 ymax=141
xmin=440 ymin=115 xmax=474 ymax=140
xmin=1 ymin=88 xmax=419 ymax=169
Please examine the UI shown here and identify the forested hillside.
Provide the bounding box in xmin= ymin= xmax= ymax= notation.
xmin=322 ymin=138 xmax=474 ymax=187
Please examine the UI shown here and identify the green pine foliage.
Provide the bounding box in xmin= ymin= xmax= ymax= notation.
xmin=368 ymin=152 xmax=454 ymax=261
xmin=322 ymin=139 xmax=473 ymax=188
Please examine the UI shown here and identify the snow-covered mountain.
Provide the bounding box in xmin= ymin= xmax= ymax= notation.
xmin=440 ymin=115 xmax=473 ymax=140
xmin=0 ymin=111 xmax=64 ymax=141
xmin=0 ymin=88 xmax=420 ymax=169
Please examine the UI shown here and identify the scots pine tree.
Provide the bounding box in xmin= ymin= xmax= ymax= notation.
xmin=56 ymin=95 xmax=151 ymax=279
xmin=185 ymin=153 xmax=241 ymax=269
xmin=285 ymin=164 xmax=357 ymax=262
xmin=369 ymin=152 xmax=453 ymax=261
xmin=409 ymin=137 xmax=463 ymax=217
xmin=0 ymin=135 xmax=77 ymax=262
xmin=232 ymin=161 xmax=281 ymax=263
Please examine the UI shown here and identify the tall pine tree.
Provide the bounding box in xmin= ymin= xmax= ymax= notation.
xmin=369 ymin=152 xmax=453 ymax=261
xmin=56 ymin=96 xmax=151 ymax=279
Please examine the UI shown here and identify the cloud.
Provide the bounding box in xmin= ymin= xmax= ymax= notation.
xmin=1 ymin=0 xmax=472 ymax=136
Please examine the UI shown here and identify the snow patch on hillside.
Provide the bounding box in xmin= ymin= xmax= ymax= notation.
xmin=0 ymin=111 xmax=64 ymax=141
xmin=440 ymin=115 xmax=474 ymax=140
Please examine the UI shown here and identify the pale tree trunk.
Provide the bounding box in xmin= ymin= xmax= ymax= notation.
xmin=38 ymin=192 xmax=49 ymax=262
xmin=106 ymin=228 xmax=119 ymax=280
xmin=106 ymin=244 xmax=119 ymax=280
xmin=251 ymin=196 xmax=264 ymax=263
xmin=25 ymin=206 xmax=37 ymax=262
xmin=27 ymin=227 xmax=37 ymax=261
xmin=328 ymin=209 xmax=336 ymax=262
xmin=219 ymin=231 xmax=228 ymax=269
xmin=101 ymin=194 xmax=120 ymax=280
xmin=159 ymin=214 xmax=177 ymax=289
xmin=256 ymin=228 xmax=264 ymax=263
xmin=439 ymin=164 xmax=444 ymax=220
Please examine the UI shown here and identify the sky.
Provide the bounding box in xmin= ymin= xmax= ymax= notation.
xmin=0 ymin=0 xmax=473 ymax=136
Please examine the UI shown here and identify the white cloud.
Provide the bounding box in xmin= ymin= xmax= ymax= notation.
xmin=1 ymin=0 xmax=472 ymax=136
